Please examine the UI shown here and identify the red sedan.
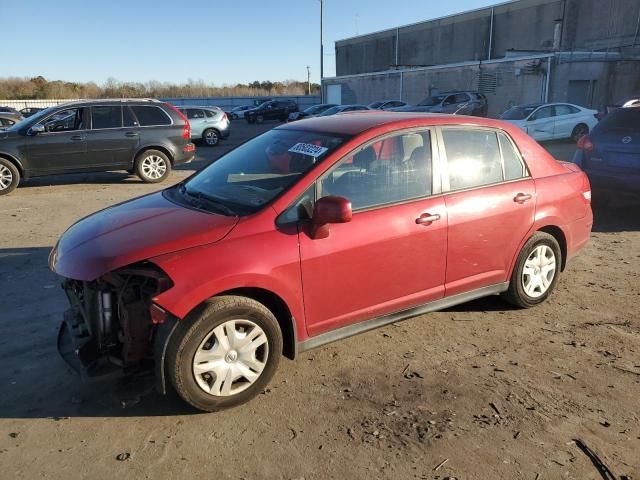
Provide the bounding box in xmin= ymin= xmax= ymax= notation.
xmin=50 ymin=112 xmax=593 ymax=411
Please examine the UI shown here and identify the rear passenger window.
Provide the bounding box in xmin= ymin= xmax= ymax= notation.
xmin=130 ymin=106 xmax=171 ymax=126
xmin=91 ymin=106 xmax=122 ymax=129
xmin=320 ymin=130 xmax=433 ymax=210
xmin=123 ymin=107 xmax=138 ymax=127
xmin=186 ymin=109 xmax=205 ymax=119
xmin=204 ymin=109 xmax=214 ymax=118
xmin=498 ymin=133 xmax=526 ymax=181
xmin=442 ymin=129 xmax=503 ymax=190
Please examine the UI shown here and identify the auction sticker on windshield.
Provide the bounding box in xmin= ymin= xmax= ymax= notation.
xmin=288 ymin=143 xmax=328 ymax=157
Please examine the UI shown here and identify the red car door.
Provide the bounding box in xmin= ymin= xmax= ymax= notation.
xmin=299 ymin=129 xmax=448 ymax=337
xmin=438 ymin=127 xmax=535 ymax=295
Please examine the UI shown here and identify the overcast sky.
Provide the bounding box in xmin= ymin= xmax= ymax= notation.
xmin=1 ymin=0 xmax=498 ymax=84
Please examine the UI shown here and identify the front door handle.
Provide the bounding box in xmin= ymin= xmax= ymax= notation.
xmin=125 ymin=131 xmax=139 ymax=137
xmin=415 ymin=213 xmax=441 ymax=225
xmin=514 ymin=193 xmax=532 ymax=203
xmin=70 ymin=135 xmax=85 ymax=141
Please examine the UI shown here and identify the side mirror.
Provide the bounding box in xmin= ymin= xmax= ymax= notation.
xmin=310 ymin=195 xmax=352 ymax=239
xmin=29 ymin=123 xmax=45 ymax=135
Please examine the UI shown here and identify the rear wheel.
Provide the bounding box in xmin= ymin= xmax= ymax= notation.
xmin=0 ymin=158 xmax=20 ymax=196
xmin=166 ymin=296 xmax=282 ymax=412
xmin=571 ymin=123 xmax=589 ymax=143
xmin=202 ymin=128 xmax=220 ymax=147
xmin=255 ymin=115 xmax=264 ymax=124
xmin=135 ymin=149 xmax=171 ymax=183
xmin=504 ymin=232 xmax=561 ymax=308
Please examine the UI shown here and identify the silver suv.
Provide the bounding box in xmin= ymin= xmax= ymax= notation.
xmin=179 ymin=106 xmax=230 ymax=146
xmin=392 ymin=91 xmax=488 ymax=117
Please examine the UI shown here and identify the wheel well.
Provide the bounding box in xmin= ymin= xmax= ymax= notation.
xmin=217 ymin=287 xmax=297 ymax=360
xmin=538 ymin=226 xmax=567 ymax=271
xmin=135 ymin=146 xmax=174 ymax=165
xmin=0 ymin=153 xmax=23 ymax=176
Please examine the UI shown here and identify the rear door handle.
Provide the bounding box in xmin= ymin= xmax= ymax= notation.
xmin=415 ymin=213 xmax=441 ymax=225
xmin=514 ymin=193 xmax=532 ymax=203
xmin=70 ymin=135 xmax=85 ymax=141
xmin=125 ymin=131 xmax=139 ymax=137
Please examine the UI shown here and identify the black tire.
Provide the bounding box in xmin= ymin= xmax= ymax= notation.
xmin=166 ymin=295 xmax=283 ymax=412
xmin=255 ymin=115 xmax=264 ymax=124
xmin=571 ymin=123 xmax=589 ymax=143
xmin=202 ymin=128 xmax=220 ymax=147
xmin=134 ymin=149 xmax=172 ymax=183
xmin=503 ymin=232 xmax=562 ymax=308
xmin=0 ymin=158 xmax=20 ymax=196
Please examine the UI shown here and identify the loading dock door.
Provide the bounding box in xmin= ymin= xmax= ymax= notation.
xmin=327 ymin=84 xmax=342 ymax=105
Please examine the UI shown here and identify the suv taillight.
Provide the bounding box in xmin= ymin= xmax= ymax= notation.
xmin=576 ymin=135 xmax=594 ymax=151
xmin=163 ymin=102 xmax=191 ymax=139
xmin=581 ymin=173 xmax=592 ymax=203
xmin=221 ymin=112 xmax=228 ymax=122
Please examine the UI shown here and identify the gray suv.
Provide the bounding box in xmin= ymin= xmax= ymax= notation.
xmin=392 ymin=91 xmax=488 ymax=117
xmin=0 ymin=99 xmax=195 ymax=195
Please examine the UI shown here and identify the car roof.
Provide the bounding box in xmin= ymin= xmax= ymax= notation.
xmin=53 ymin=98 xmax=163 ymax=108
xmin=278 ymin=111 xmax=517 ymax=136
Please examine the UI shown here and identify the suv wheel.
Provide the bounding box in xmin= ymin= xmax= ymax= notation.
xmin=255 ymin=114 xmax=264 ymax=124
xmin=135 ymin=149 xmax=172 ymax=183
xmin=504 ymin=232 xmax=561 ymax=308
xmin=166 ymin=296 xmax=282 ymax=412
xmin=0 ymin=158 xmax=20 ymax=196
xmin=203 ymin=128 xmax=220 ymax=147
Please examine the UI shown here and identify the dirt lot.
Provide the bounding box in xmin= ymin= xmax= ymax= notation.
xmin=0 ymin=120 xmax=638 ymax=479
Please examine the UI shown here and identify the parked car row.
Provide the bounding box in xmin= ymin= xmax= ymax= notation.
xmin=0 ymin=99 xmax=195 ymax=195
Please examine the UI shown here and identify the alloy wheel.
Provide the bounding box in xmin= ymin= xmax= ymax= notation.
xmin=192 ymin=319 xmax=269 ymax=397
xmin=0 ymin=164 xmax=12 ymax=191
xmin=141 ymin=155 xmax=167 ymax=180
xmin=204 ymin=130 xmax=219 ymax=146
xmin=521 ymin=245 xmax=556 ymax=298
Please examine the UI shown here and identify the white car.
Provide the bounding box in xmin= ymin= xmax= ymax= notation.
xmin=228 ymin=105 xmax=253 ymax=120
xmin=500 ymin=102 xmax=598 ymax=142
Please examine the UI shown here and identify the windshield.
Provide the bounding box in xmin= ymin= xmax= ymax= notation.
xmin=418 ymin=95 xmax=446 ymax=106
xmin=5 ymin=106 xmax=56 ymax=131
xmin=500 ymin=106 xmax=538 ymax=120
xmin=319 ymin=106 xmax=342 ymax=116
xmin=182 ymin=128 xmax=350 ymax=214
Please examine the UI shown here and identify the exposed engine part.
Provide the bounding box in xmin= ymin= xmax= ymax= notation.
xmin=59 ymin=262 xmax=173 ymax=379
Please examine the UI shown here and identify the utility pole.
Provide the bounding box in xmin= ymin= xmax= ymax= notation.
xmin=320 ymin=0 xmax=324 ymax=102
xmin=306 ymin=65 xmax=311 ymax=95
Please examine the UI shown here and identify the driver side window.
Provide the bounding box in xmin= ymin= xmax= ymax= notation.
xmin=530 ymin=106 xmax=554 ymax=121
xmin=43 ymin=108 xmax=85 ymax=132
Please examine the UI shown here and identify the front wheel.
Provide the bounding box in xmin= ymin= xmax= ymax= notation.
xmin=255 ymin=114 xmax=264 ymax=124
xmin=0 ymin=158 xmax=20 ymax=196
xmin=135 ymin=149 xmax=172 ymax=183
xmin=504 ymin=232 xmax=562 ymax=308
xmin=166 ymin=296 xmax=282 ymax=412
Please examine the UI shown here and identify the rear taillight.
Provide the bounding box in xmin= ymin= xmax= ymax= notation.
xmin=163 ymin=102 xmax=191 ymax=139
xmin=221 ymin=112 xmax=228 ymax=122
xmin=577 ymin=135 xmax=594 ymax=151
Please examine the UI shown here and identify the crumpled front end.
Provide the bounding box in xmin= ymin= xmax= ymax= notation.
xmin=57 ymin=263 xmax=175 ymax=388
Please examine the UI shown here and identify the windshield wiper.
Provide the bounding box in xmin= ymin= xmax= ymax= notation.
xmin=179 ymin=184 xmax=237 ymax=216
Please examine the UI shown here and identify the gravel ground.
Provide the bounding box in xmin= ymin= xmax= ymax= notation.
xmin=0 ymin=120 xmax=638 ymax=479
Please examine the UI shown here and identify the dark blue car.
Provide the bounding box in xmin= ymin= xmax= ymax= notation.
xmin=573 ymin=107 xmax=640 ymax=201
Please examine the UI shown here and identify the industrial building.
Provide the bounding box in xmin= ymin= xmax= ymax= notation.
xmin=322 ymin=0 xmax=640 ymax=116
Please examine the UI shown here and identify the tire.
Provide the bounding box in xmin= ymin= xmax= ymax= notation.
xmin=503 ymin=232 xmax=562 ymax=308
xmin=202 ymin=128 xmax=220 ymax=147
xmin=135 ymin=149 xmax=171 ymax=183
xmin=571 ymin=123 xmax=589 ymax=143
xmin=166 ymin=295 xmax=283 ymax=412
xmin=255 ymin=115 xmax=264 ymax=124
xmin=0 ymin=158 xmax=20 ymax=196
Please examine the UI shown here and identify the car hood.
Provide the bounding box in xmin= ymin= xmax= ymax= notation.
xmin=50 ymin=191 xmax=239 ymax=281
